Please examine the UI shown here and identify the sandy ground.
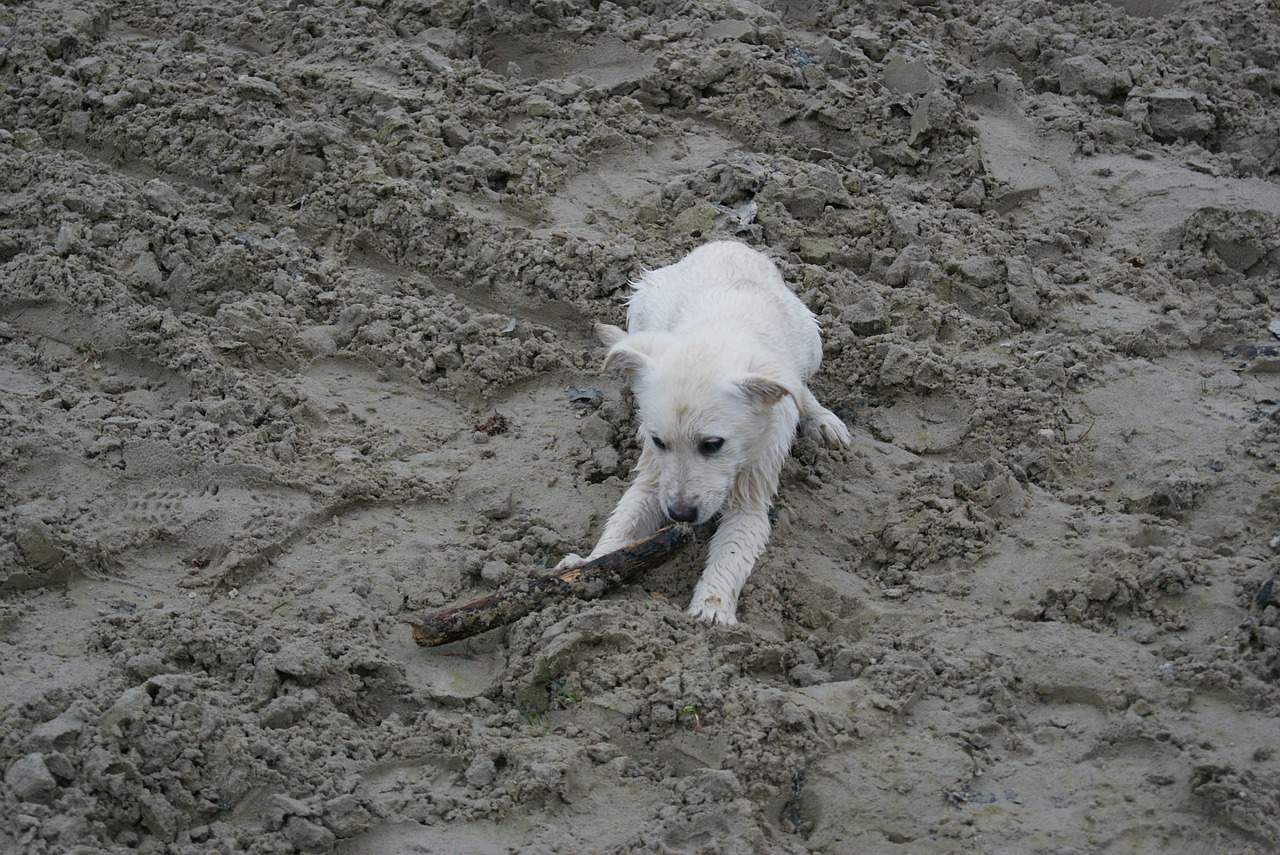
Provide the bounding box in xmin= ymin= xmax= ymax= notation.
xmin=2 ymin=0 xmax=1279 ymax=852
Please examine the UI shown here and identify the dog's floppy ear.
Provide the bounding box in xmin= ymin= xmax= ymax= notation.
xmin=738 ymin=375 xmax=793 ymax=407
xmin=602 ymin=343 xmax=649 ymax=377
xmin=593 ymin=321 xmax=627 ymax=347
xmin=601 ymin=330 xmax=661 ymax=378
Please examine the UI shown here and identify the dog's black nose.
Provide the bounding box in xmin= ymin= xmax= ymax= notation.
xmin=667 ymin=501 xmax=698 ymax=522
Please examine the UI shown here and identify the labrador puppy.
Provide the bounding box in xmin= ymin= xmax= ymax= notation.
xmin=559 ymin=241 xmax=850 ymax=624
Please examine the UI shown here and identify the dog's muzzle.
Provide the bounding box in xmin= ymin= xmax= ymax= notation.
xmin=666 ymin=500 xmax=699 ymax=523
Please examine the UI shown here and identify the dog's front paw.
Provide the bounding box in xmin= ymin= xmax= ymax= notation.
xmin=805 ymin=409 xmax=852 ymax=449
xmin=555 ymin=553 xmax=587 ymax=571
xmin=688 ymin=599 xmax=738 ymax=626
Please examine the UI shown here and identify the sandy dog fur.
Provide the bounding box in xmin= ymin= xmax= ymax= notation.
xmin=560 ymin=241 xmax=851 ymax=624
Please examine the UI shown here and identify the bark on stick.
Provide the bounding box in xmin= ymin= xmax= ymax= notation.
xmin=405 ymin=524 xmax=694 ymax=647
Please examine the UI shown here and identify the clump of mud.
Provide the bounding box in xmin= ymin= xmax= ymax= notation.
xmin=2 ymin=0 xmax=1279 ymax=852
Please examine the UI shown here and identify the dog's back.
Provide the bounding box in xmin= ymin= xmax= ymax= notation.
xmin=625 ymin=242 xmax=823 ymax=381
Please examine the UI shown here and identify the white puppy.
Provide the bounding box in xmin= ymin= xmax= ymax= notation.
xmin=560 ymin=241 xmax=850 ymax=625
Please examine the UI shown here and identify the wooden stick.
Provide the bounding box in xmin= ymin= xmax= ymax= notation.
xmin=404 ymin=524 xmax=694 ymax=647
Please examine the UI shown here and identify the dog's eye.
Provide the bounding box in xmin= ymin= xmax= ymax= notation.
xmin=698 ymin=437 xmax=725 ymax=456
xmin=651 ymin=436 xmax=667 ymax=451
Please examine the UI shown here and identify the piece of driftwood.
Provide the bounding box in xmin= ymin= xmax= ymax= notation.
xmin=405 ymin=524 xmax=694 ymax=647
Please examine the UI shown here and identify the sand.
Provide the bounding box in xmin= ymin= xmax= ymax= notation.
xmin=2 ymin=0 xmax=1279 ymax=852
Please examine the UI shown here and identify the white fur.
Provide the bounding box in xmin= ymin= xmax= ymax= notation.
xmin=559 ymin=241 xmax=850 ymax=625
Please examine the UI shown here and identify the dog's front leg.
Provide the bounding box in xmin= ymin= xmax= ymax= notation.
xmin=556 ymin=472 xmax=666 ymax=569
xmin=588 ymin=475 xmax=667 ymax=557
xmin=687 ymin=505 xmax=772 ymax=625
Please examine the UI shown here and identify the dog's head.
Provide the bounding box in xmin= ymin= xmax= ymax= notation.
xmin=597 ymin=322 xmax=795 ymax=524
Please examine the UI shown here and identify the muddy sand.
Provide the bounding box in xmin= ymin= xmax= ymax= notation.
xmin=2 ymin=0 xmax=1279 ymax=852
